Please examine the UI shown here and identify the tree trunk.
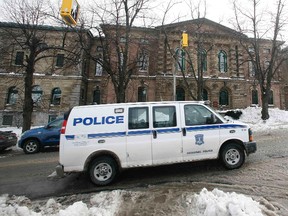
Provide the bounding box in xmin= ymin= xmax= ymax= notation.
xmin=22 ymin=56 xmax=35 ymax=133
xmin=197 ymin=77 xmax=203 ymax=101
xmin=261 ymin=91 xmax=269 ymax=120
xmin=116 ymin=84 xmax=126 ymax=103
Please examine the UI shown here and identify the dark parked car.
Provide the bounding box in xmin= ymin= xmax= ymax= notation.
xmin=18 ymin=118 xmax=64 ymax=154
xmin=0 ymin=131 xmax=17 ymax=152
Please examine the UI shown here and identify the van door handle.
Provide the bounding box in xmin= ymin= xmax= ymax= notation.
xmin=153 ymin=130 xmax=157 ymax=139
xmin=182 ymin=128 xmax=186 ymax=136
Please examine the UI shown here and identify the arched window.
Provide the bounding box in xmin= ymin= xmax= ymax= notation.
xmin=219 ymin=89 xmax=229 ymax=106
xmin=138 ymin=86 xmax=147 ymax=102
xmin=176 ymin=86 xmax=185 ymax=101
xmin=7 ymin=86 xmax=18 ymax=105
xmin=95 ymin=58 xmax=103 ymax=76
xmin=51 ymin=88 xmax=61 ymax=105
xmin=175 ymin=48 xmax=185 ymax=71
xmin=218 ymin=50 xmax=227 ymax=72
xmin=137 ymin=51 xmax=149 ymax=71
xmin=252 ymin=90 xmax=258 ymax=105
xmin=202 ymin=89 xmax=208 ymax=101
xmin=93 ymin=87 xmax=101 ymax=104
xmin=32 ymin=85 xmax=43 ymax=105
xmin=198 ymin=48 xmax=207 ymax=72
xmin=268 ymin=90 xmax=274 ymax=105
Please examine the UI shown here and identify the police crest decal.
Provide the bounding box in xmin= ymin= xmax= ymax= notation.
xmin=195 ymin=134 xmax=204 ymax=145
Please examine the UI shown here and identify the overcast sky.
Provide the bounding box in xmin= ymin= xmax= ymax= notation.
xmin=0 ymin=0 xmax=287 ymax=43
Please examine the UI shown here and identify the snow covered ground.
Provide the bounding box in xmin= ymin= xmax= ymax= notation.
xmin=0 ymin=107 xmax=287 ymax=216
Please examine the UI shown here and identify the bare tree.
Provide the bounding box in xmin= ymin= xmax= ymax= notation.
xmin=0 ymin=0 xmax=82 ymax=132
xmin=81 ymin=0 xmax=152 ymax=103
xmin=160 ymin=0 xmax=214 ymax=101
xmin=233 ymin=0 xmax=288 ymax=120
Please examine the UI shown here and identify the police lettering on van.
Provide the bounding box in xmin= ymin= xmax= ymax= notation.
xmin=73 ymin=116 xmax=124 ymax=126
xmin=56 ymin=101 xmax=256 ymax=186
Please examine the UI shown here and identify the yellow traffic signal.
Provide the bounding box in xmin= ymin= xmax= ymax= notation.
xmin=60 ymin=0 xmax=80 ymax=26
xmin=182 ymin=32 xmax=188 ymax=47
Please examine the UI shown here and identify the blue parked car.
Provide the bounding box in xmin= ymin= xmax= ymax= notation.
xmin=18 ymin=118 xmax=63 ymax=154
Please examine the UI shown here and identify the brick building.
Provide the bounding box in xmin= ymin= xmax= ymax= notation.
xmin=0 ymin=18 xmax=285 ymax=127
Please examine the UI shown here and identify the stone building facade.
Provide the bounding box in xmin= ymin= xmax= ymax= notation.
xmin=0 ymin=18 xmax=285 ymax=127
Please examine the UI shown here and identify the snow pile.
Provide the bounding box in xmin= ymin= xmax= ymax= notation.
xmin=238 ymin=107 xmax=288 ymax=131
xmin=187 ymin=188 xmax=263 ymax=216
xmin=0 ymin=188 xmax=266 ymax=216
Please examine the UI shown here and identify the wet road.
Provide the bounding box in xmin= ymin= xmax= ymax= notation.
xmin=0 ymin=129 xmax=288 ymax=214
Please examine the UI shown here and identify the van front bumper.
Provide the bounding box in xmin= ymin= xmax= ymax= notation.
xmin=55 ymin=164 xmax=64 ymax=177
xmin=244 ymin=141 xmax=257 ymax=155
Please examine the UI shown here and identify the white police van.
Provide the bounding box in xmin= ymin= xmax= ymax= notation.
xmin=56 ymin=101 xmax=256 ymax=185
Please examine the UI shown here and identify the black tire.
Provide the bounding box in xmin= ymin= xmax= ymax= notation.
xmin=221 ymin=143 xmax=245 ymax=169
xmin=89 ymin=156 xmax=118 ymax=186
xmin=23 ymin=139 xmax=40 ymax=154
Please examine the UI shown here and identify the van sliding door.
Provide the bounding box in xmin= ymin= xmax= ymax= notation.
xmin=126 ymin=106 xmax=152 ymax=166
xmin=151 ymin=104 xmax=182 ymax=164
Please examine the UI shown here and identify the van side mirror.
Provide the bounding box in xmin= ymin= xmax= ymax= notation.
xmin=206 ymin=114 xmax=217 ymax=124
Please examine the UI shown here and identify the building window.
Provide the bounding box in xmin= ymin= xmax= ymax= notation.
xmin=56 ymin=54 xmax=64 ymax=67
xmin=7 ymin=86 xmax=18 ymax=105
xmin=264 ymin=61 xmax=270 ymax=71
xmin=252 ymin=90 xmax=258 ymax=105
xmin=51 ymin=88 xmax=61 ymax=105
xmin=176 ymin=86 xmax=185 ymax=101
xmin=137 ymin=51 xmax=149 ymax=71
xmin=218 ymin=50 xmax=227 ymax=72
xmin=119 ymin=52 xmax=124 ymax=67
xmin=96 ymin=46 xmax=103 ymax=52
xmin=198 ymin=49 xmax=207 ymax=72
xmin=32 ymin=85 xmax=43 ymax=105
xmin=140 ymin=38 xmax=149 ymax=44
xmin=249 ymin=61 xmax=256 ymax=77
xmin=48 ymin=115 xmax=58 ymax=123
xmin=219 ymin=89 xmax=229 ymax=106
xmin=202 ymin=89 xmax=208 ymax=101
xmin=2 ymin=115 xmax=13 ymax=126
xmin=263 ymin=48 xmax=270 ymax=54
xmin=15 ymin=51 xmax=24 ymax=66
xmin=80 ymin=88 xmax=85 ymax=101
xmin=138 ymin=87 xmax=147 ymax=102
xmin=248 ymin=47 xmax=255 ymax=53
xmin=93 ymin=87 xmax=101 ymax=104
xmin=120 ymin=37 xmax=126 ymax=43
xmin=176 ymin=48 xmax=185 ymax=71
xmin=268 ymin=90 xmax=274 ymax=105
xmin=95 ymin=60 xmax=103 ymax=76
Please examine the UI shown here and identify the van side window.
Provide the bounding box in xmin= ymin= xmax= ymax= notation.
xmin=184 ymin=105 xmax=218 ymax=126
xmin=153 ymin=106 xmax=176 ymax=128
xmin=128 ymin=107 xmax=149 ymax=129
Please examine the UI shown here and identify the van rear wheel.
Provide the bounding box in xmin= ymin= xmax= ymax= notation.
xmin=221 ymin=143 xmax=245 ymax=169
xmin=89 ymin=156 xmax=118 ymax=186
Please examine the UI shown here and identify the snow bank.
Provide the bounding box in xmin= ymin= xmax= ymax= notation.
xmin=187 ymin=188 xmax=263 ymax=216
xmin=0 ymin=188 xmax=265 ymax=216
xmin=238 ymin=107 xmax=288 ymax=132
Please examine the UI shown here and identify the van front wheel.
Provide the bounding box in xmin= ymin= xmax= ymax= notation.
xmin=221 ymin=143 xmax=245 ymax=169
xmin=89 ymin=156 xmax=118 ymax=186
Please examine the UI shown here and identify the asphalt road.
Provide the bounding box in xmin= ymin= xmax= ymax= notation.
xmin=0 ymin=128 xmax=288 ymax=213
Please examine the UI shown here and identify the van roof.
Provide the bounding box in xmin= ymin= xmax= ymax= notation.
xmin=72 ymin=101 xmax=209 ymax=110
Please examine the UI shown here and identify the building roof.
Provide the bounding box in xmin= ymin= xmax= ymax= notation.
xmin=156 ymin=18 xmax=247 ymax=38
xmin=0 ymin=22 xmax=80 ymax=32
